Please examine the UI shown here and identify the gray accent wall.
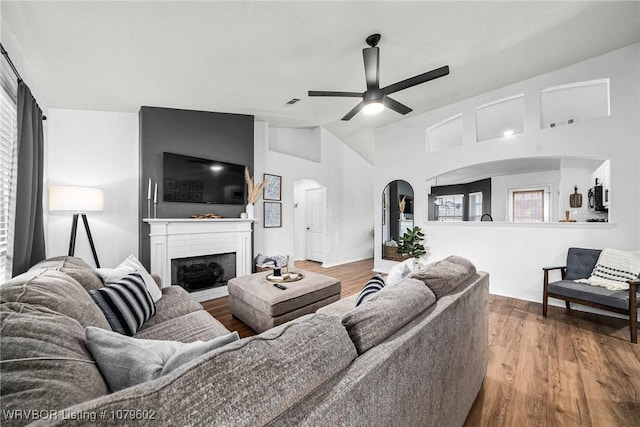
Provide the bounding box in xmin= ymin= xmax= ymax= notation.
xmin=139 ymin=106 xmax=254 ymax=269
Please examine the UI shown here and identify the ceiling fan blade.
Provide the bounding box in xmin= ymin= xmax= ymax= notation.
xmin=384 ymin=96 xmax=413 ymax=115
xmin=382 ymin=65 xmax=450 ymax=95
xmin=308 ymin=90 xmax=363 ymax=98
xmin=363 ymin=47 xmax=380 ymax=90
xmin=341 ymin=101 xmax=365 ymax=121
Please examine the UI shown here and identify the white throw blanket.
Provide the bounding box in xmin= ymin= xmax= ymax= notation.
xmin=576 ymin=248 xmax=640 ymax=290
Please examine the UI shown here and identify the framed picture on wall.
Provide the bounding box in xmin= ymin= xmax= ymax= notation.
xmin=263 ymin=173 xmax=282 ymax=201
xmin=263 ymin=202 xmax=282 ymax=228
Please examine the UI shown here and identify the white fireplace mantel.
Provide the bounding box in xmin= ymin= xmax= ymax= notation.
xmin=144 ymin=218 xmax=254 ymax=301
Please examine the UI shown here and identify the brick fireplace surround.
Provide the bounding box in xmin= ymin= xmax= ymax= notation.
xmin=144 ymin=218 xmax=253 ymax=301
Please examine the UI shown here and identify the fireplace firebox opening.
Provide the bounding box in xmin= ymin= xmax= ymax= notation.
xmin=171 ymin=253 xmax=236 ymax=292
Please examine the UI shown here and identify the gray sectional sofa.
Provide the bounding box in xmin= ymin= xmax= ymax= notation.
xmin=1 ymin=255 xmax=489 ymax=426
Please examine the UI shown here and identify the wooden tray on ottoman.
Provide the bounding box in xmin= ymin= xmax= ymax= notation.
xmin=266 ymin=272 xmax=305 ymax=283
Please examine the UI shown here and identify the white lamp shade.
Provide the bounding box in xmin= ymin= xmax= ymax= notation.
xmin=49 ymin=186 xmax=104 ymax=212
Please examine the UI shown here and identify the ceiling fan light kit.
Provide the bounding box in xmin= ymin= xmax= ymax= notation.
xmin=308 ymin=33 xmax=450 ymax=121
xmin=363 ymin=101 xmax=385 ymax=115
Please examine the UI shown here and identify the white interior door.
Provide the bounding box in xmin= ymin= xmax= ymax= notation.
xmin=305 ymin=187 xmax=325 ymax=262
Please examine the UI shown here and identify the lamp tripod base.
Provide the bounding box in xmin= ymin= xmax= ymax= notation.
xmin=68 ymin=213 xmax=100 ymax=268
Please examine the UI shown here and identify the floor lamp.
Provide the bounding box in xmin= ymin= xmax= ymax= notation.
xmin=49 ymin=185 xmax=104 ymax=268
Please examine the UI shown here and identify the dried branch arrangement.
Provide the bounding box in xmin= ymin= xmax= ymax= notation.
xmin=244 ymin=167 xmax=268 ymax=204
xmin=398 ymin=196 xmax=406 ymax=213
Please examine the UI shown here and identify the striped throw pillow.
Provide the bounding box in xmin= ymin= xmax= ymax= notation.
xmin=355 ymin=275 xmax=386 ymax=307
xmin=90 ymin=273 xmax=156 ymax=336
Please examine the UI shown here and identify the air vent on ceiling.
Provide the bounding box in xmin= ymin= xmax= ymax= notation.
xmin=286 ymin=98 xmax=301 ymax=105
xmin=549 ymin=118 xmax=576 ymax=128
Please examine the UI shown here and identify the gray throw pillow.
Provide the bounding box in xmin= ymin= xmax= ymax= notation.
xmin=85 ymin=326 xmax=240 ymax=392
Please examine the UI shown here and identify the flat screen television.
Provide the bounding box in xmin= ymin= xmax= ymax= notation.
xmin=163 ymin=152 xmax=246 ymax=205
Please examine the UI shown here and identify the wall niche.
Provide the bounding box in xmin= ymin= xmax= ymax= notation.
xmin=540 ymin=79 xmax=610 ymax=129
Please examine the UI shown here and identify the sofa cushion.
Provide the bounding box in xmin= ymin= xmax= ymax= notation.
xmin=137 ymin=285 xmax=203 ymax=331
xmin=317 ymin=294 xmax=358 ymax=318
xmin=342 ymin=278 xmax=436 ymax=354
xmin=29 ymin=256 xmax=104 ymax=291
xmin=355 ymin=275 xmax=385 ymax=306
xmin=89 ymin=273 xmax=156 ymax=336
xmin=200 ymin=314 xmax=356 ymax=423
xmin=408 ymin=255 xmax=476 ymax=299
xmin=85 ymin=326 xmax=239 ymax=392
xmin=0 ymin=302 xmax=109 ymax=420
xmin=548 ymin=280 xmax=640 ymax=310
xmin=134 ymin=310 xmax=231 ymax=342
xmin=564 ymin=247 xmax=601 ymax=280
xmin=60 ymin=314 xmax=357 ymax=426
xmin=1 ymin=268 xmax=110 ymax=329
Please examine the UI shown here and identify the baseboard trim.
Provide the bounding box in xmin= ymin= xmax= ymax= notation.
xmin=321 ymin=256 xmax=373 ymax=269
xmin=490 ymin=289 xmax=639 ymax=321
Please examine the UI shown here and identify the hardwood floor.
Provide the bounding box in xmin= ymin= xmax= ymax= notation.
xmin=200 ymin=259 xmax=376 ymax=338
xmin=202 ymin=259 xmax=640 ymax=426
xmin=466 ymin=294 xmax=640 ymax=427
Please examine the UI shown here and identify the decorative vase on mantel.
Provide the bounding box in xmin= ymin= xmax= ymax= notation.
xmin=246 ymin=203 xmax=255 ymax=220
xmin=244 ymin=167 xmax=267 ymax=221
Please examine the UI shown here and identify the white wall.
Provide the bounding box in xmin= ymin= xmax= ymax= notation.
xmin=46 ymin=109 xmax=139 ymax=268
xmin=374 ymin=44 xmax=640 ymax=311
xmin=44 ymin=112 xmax=373 ymax=271
xmin=254 ymin=123 xmax=374 ymax=267
xmin=1 ymin=16 xmax=49 ymax=114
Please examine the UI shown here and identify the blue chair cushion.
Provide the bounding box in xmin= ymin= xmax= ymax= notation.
xmin=548 ymin=280 xmax=639 ymax=310
xmin=564 ymin=247 xmax=601 ymax=280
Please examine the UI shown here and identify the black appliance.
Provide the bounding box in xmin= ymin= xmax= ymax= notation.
xmin=163 ymin=152 xmax=245 ymax=205
xmin=588 ymin=185 xmax=607 ymax=212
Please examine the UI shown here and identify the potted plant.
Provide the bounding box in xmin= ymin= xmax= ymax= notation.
xmin=397 ymin=226 xmax=426 ymax=265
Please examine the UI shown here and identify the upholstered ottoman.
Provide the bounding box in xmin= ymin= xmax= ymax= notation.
xmin=228 ymin=270 xmax=341 ymax=333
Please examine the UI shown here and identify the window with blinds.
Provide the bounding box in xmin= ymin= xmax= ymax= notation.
xmin=0 ymin=75 xmax=17 ymax=281
xmin=512 ymin=190 xmax=545 ymax=222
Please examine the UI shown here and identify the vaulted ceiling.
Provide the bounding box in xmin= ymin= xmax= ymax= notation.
xmin=2 ymin=1 xmax=639 ymax=163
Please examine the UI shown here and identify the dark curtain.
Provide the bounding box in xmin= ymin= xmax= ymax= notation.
xmin=12 ymin=81 xmax=45 ymax=276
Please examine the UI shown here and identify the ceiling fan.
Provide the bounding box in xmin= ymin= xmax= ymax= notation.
xmin=308 ymin=34 xmax=450 ymax=121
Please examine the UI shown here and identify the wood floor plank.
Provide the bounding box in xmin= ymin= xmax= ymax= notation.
xmin=548 ymin=356 xmax=592 ymax=426
xmin=505 ymin=311 xmax=550 ymax=427
xmin=467 ymin=344 xmax=519 ymax=427
xmin=200 ymin=258 xmax=640 ymax=426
